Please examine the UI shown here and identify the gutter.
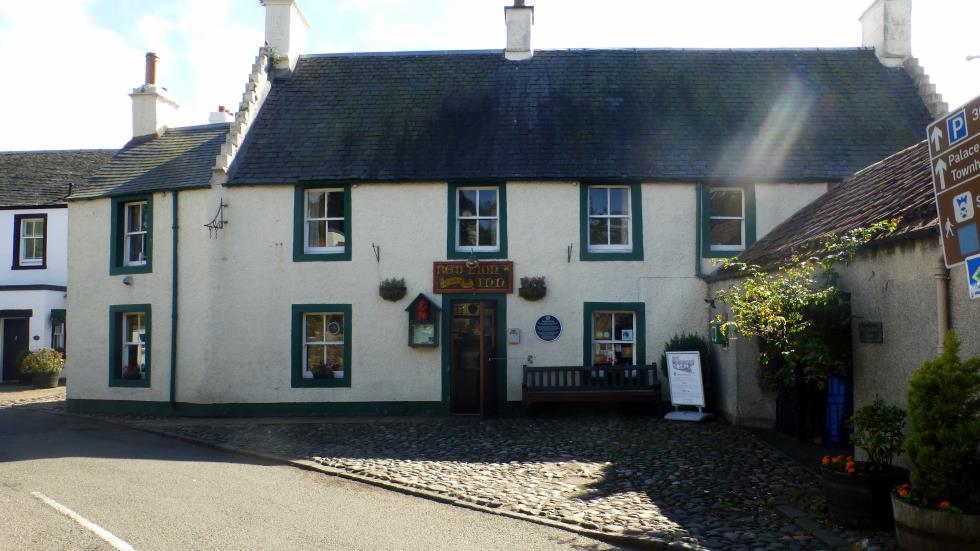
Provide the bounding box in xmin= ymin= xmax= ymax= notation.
xmin=170 ymin=191 xmax=179 ymax=407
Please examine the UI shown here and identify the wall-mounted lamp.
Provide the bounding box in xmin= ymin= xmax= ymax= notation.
xmin=122 ymin=276 xmax=133 ymax=286
xmin=465 ymin=248 xmax=479 ymax=269
xmin=704 ymin=297 xmax=716 ymax=309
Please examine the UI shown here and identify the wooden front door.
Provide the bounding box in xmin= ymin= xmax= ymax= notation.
xmin=2 ymin=318 xmax=30 ymax=382
xmin=450 ymin=300 xmax=497 ymax=416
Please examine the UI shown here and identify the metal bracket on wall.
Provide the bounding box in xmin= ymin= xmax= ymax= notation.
xmin=567 ymin=243 xmax=573 ymax=263
xmin=371 ymin=242 xmax=380 ymax=263
xmin=204 ymin=199 xmax=229 ymax=238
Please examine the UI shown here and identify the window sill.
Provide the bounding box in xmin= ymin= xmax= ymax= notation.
xmin=447 ymin=249 xmax=506 ymax=260
xmin=293 ymin=250 xmax=352 ymax=262
xmin=11 ymin=263 xmax=45 ymax=270
xmin=110 ymin=263 xmax=152 ymax=276
xmin=580 ymin=249 xmax=643 ymax=262
xmin=292 ymin=377 xmax=351 ymax=388
xmin=702 ymin=248 xmax=745 ymax=259
xmin=109 ymin=378 xmax=150 ymax=388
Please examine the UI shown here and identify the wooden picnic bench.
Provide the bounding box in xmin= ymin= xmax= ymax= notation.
xmin=521 ymin=364 xmax=661 ymax=414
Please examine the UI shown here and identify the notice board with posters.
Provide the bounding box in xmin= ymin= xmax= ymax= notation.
xmin=665 ymin=351 xmax=706 ymax=408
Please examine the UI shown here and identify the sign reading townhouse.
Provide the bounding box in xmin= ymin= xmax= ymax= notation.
xmin=927 ymin=94 xmax=980 ymax=267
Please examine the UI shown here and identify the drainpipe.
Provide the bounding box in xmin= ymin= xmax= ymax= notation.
xmin=169 ymin=192 xmax=179 ymax=407
xmin=934 ymin=255 xmax=949 ymax=355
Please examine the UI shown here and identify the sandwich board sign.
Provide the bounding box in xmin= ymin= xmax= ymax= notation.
xmin=664 ymin=351 xmax=712 ymax=422
xmin=927 ymin=94 xmax=980 ymax=267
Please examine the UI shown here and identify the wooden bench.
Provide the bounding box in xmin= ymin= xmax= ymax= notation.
xmin=521 ymin=364 xmax=661 ymax=414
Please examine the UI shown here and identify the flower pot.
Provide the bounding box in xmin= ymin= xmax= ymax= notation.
xmin=518 ymin=286 xmax=546 ymax=301
xmin=32 ymin=371 xmax=61 ymax=389
xmin=379 ymin=286 xmax=407 ymax=301
xmin=892 ymin=493 xmax=980 ymax=551
xmin=821 ymin=465 xmax=907 ymax=530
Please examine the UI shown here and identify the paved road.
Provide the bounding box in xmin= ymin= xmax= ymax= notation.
xmin=0 ymin=408 xmax=621 ymax=551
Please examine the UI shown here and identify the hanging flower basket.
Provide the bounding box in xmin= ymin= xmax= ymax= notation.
xmin=518 ymin=276 xmax=546 ymax=301
xmin=379 ymin=278 xmax=407 ymax=301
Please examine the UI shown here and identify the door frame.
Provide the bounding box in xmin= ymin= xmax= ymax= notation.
xmin=441 ymin=294 xmax=507 ymax=415
xmin=2 ymin=316 xmax=31 ymax=382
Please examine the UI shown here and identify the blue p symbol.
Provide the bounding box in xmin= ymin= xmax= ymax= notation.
xmin=948 ymin=110 xmax=968 ymax=145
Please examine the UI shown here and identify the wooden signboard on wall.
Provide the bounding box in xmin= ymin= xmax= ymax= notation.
xmin=433 ymin=261 xmax=514 ymax=294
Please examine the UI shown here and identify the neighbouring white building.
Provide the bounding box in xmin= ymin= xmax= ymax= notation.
xmin=66 ymin=0 xmax=941 ymax=417
xmin=0 ymin=150 xmax=113 ymax=382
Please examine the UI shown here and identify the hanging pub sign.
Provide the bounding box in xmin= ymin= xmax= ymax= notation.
xmin=432 ymin=261 xmax=514 ymax=294
xmin=406 ymin=293 xmax=440 ymax=348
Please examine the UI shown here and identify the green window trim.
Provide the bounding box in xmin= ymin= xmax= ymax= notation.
xmin=293 ymin=183 xmax=352 ymax=262
xmin=291 ymin=303 xmax=352 ymax=388
xmin=109 ymin=195 xmax=153 ymax=275
xmin=108 ymin=304 xmax=151 ymax=388
xmin=579 ymin=183 xmax=644 ymax=261
xmin=699 ymin=183 xmax=756 ymax=259
xmin=582 ymin=302 xmax=646 ymax=366
xmin=446 ymin=182 xmax=508 ymax=260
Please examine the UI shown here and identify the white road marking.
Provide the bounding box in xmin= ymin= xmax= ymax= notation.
xmin=31 ymin=491 xmax=136 ymax=551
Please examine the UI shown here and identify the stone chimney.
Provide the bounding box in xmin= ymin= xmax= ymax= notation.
xmin=208 ymin=106 xmax=235 ymax=124
xmin=505 ymin=0 xmax=534 ymax=61
xmin=859 ymin=0 xmax=911 ymax=67
xmin=129 ymin=52 xmax=179 ymax=138
xmin=264 ymin=0 xmax=309 ymax=71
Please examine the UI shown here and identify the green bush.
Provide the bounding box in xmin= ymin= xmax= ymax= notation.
xmin=19 ymin=348 xmax=65 ymax=375
xmin=905 ymin=332 xmax=980 ymax=512
xmin=848 ymin=397 xmax=905 ymax=470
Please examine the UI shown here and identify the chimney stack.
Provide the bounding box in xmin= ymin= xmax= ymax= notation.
xmin=208 ymin=105 xmax=235 ymax=124
xmin=859 ymin=0 xmax=911 ymax=67
xmin=264 ymin=0 xmax=310 ymax=71
xmin=505 ymin=0 xmax=534 ymax=61
xmin=129 ymin=52 xmax=179 ymax=138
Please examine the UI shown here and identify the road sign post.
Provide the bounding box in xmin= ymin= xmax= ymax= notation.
xmin=927 ymin=95 xmax=980 ymax=268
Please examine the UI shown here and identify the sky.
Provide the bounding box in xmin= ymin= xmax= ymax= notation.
xmin=0 ymin=0 xmax=977 ymax=151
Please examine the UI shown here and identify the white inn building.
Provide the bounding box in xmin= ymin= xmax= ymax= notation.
xmin=66 ymin=0 xmax=942 ymax=417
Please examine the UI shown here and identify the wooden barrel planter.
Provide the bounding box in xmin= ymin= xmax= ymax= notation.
xmin=892 ymin=494 xmax=980 ymax=551
xmin=32 ymin=371 xmax=61 ymax=389
xmin=821 ymin=466 xmax=907 ymax=530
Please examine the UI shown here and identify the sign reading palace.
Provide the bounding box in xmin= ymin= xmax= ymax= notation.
xmin=433 ymin=261 xmax=514 ymax=294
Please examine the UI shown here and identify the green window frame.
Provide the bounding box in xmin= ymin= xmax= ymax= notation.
xmin=110 ymin=195 xmax=153 ymax=275
xmin=579 ymin=183 xmax=644 ymax=261
xmin=447 ymin=182 xmax=507 ymax=259
xmin=291 ymin=304 xmax=352 ymax=388
xmin=582 ymin=302 xmax=645 ymax=366
xmin=700 ymin=183 xmax=756 ymax=258
xmin=293 ymin=183 xmax=352 ymax=262
xmin=108 ymin=304 xmax=151 ymax=388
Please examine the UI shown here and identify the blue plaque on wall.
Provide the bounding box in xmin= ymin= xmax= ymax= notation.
xmin=534 ymin=315 xmax=562 ymax=342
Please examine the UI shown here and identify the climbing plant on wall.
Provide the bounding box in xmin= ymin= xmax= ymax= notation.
xmin=713 ymin=220 xmax=897 ymax=392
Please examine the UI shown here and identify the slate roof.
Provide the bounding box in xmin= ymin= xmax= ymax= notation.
xmin=228 ymin=48 xmax=933 ymax=185
xmin=71 ymin=123 xmax=229 ymax=200
xmin=722 ymin=140 xmax=935 ymax=274
xmin=0 ymin=150 xmax=114 ymax=207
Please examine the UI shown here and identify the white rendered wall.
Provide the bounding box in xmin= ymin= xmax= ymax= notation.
xmin=67 ymin=181 xmax=831 ymax=406
xmin=0 ymin=208 xmax=68 ymax=286
xmin=67 ymin=195 xmax=174 ymax=402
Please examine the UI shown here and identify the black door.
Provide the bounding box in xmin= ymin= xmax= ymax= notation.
xmin=2 ymin=319 xmax=30 ymax=382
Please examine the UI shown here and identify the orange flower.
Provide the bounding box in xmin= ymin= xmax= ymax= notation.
xmin=939 ymin=500 xmax=951 ymax=510
xmin=846 ymin=465 xmax=856 ymax=474
xmin=897 ymin=487 xmax=910 ymax=498
xmin=832 ymin=456 xmax=842 ymax=463
xmin=821 ymin=455 xmax=830 ymax=465
xmin=847 ymin=456 xmax=854 ymax=462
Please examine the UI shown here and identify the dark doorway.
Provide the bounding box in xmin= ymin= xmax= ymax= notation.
xmin=3 ymin=318 xmax=30 ymax=382
xmin=450 ymin=300 xmax=498 ymax=416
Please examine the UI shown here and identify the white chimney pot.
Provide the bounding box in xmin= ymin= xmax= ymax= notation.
xmin=129 ymin=52 xmax=179 ymax=138
xmin=264 ymin=0 xmax=310 ymax=71
xmin=859 ymin=0 xmax=911 ymax=67
xmin=505 ymin=3 xmax=534 ymax=61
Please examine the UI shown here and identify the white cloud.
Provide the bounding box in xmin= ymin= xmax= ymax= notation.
xmin=0 ymin=0 xmax=143 ymax=150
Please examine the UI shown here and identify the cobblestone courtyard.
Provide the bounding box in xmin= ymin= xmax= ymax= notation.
xmin=3 ymin=389 xmax=895 ymax=550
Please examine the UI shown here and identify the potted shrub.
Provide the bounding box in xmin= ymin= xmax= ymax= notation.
xmin=892 ymin=331 xmax=980 ymax=550
xmin=820 ymin=397 xmax=907 ymax=529
xmin=518 ymin=276 xmax=546 ymax=301
xmin=19 ymin=348 xmax=65 ymax=389
xmin=379 ymin=278 xmax=407 ymax=301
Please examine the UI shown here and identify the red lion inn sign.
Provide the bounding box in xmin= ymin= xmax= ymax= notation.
xmin=433 ymin=261 xmax=514 ymax=294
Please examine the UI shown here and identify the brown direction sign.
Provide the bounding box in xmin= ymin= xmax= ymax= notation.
xmin=927 ymin=94 xmax=980 ymax=267
xmin=433 ymin=261 xmax=514 ymax=294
